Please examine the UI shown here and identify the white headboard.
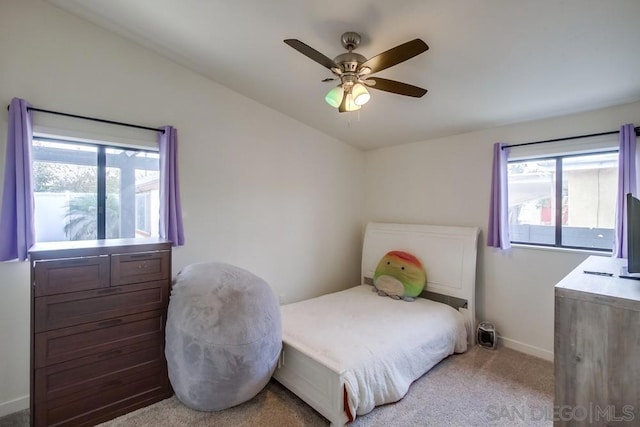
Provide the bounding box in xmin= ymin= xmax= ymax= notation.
xmin=361 ymin=222 xmax=480 ymax=344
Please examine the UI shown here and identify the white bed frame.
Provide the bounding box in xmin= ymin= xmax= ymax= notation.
xmin=273 ymin=222 xmax=480 ymax=426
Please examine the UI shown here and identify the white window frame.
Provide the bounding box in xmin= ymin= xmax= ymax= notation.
xmin=507 ymin=134 xmax=619 ymax=252
xmin=32 ymin=131 xmax=159 ymax=243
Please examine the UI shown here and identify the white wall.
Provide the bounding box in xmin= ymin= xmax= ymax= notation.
xmin=364 ymin=100 xmax=640 ymax=360
xmin=0 ymin=0 xmax=364 ymax=415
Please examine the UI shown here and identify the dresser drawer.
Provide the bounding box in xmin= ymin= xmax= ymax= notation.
xmin=34 ymin=361 xmax=169 ymax=427
xmin=34 ymin=310 xmax=165 ymax=368
xmin=34 ymin=281 xmax=168 ymax=332
xmin=35 ymin=336 xmax=164 ymax=403
xmin=34 ymin=256 xmax=110 ymax=297
xmin=111 ymin=251 xmax=170 ymax=286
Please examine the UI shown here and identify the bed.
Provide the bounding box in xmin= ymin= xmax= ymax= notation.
xmin=272 ymin=222 xmax=480 ymax=426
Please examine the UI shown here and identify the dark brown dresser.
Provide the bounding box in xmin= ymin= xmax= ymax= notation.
xmin=29 ymin=238 xmax=173 ymax=427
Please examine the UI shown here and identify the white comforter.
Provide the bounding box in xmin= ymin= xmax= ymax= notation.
xmin=280 ymin=285 xmax=468 ymax=420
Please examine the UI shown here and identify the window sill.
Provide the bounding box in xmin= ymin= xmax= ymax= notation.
xmin=510 ymin=243 xmax=612 ymax=256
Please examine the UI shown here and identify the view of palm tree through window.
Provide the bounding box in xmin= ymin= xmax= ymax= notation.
xmin=507 ymin=151 xmax=618 ymax=250
xmin=32 ymin=139 xmax=160 ymax=242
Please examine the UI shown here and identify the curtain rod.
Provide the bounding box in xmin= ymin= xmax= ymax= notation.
xmin=501 ymin=126 xmax=640 ymax=150
xmin=6 ymin=104 xmax=165 ymax=134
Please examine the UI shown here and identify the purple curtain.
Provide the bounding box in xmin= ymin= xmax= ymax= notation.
xmin=159 ymin=126 xmax=185 ymax=246
xmin=0 ymin=98 xmax=35 ymax=261
xmin=613 ymin=123 xmax=637 ymax=258
xmin=487 ymin=142 xmax=511 ymax=249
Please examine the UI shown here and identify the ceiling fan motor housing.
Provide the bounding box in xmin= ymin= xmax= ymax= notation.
xmin=335 ymin=32 xmax=366 ymax=75
xmin=333 ymin=52 xmax=367 ymax=74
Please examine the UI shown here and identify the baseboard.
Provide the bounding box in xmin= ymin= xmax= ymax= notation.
xmin=0 ymin=395 xmax=29 ymax=418
xmin=499 ymin=336 xmax=553 ymax=361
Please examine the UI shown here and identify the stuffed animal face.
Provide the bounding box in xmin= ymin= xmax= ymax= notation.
xmin=373 ymin=251 xmax=426 ymax=301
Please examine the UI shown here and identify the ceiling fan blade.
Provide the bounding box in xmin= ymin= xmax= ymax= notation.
xmin=361 ymin=39 xmax=428 ymax=74
xmin=284 ymin=39 xmax=337 ymax=70
xmin=367 ymin=77 xmax=427 ymax=97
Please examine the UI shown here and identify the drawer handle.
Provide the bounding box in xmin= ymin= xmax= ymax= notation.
xmin=60 ymin=258 xmax=93 ymax=266
xmin=97 ymin=288 xmax=121 ymax=294
xmin=103 ymin=379 xmax=124 ymax=389
xmin=97 ymin=318 xmax=123 ymax=328
xmin=129 ymin=253 xmax=155 ymax=259
xmin=98 ymin=349 xmax=123 ymax=359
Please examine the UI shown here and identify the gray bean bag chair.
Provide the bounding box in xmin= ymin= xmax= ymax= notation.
xmin=165 ymin=262 xmax=282 ymax=411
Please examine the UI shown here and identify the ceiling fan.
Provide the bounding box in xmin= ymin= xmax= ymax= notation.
xmin=284 ymin=32 xmax=428 ymax=113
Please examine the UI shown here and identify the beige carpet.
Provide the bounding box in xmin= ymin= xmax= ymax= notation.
xmin=0 ymin=346 xmax=553 ymax=427
xmin=99 ymin=346 xmax=553 ymax=427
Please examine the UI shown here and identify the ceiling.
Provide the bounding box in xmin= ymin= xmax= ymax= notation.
xmin=48 ymin=0 xmax=640 ymax=150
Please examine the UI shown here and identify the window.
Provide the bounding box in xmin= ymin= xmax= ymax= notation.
xmin=508 ymin=150 xmax=618 ymax=251
xmin=32 ymin=137 xmax=160 ymax=242
xmin=136 ymin=192 xmax=152 ymax=235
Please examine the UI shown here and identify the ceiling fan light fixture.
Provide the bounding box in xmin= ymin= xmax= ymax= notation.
xmin=352 ymin=83 xmax=370 ymax=106
xmin=325 ymin=86 xmax=344 ymax=108
xmin=344 ymin=92 xmax=361 ymax=112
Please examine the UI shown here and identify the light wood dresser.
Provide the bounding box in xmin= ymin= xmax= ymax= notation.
xmin=29 ymin=238 xmax=173 ymax=427
xmin=554 ymin=255 xmax=639 ymax=426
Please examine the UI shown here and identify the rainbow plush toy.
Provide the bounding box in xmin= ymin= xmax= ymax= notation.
xmin=373 ymin=251 xmax=426 ymax=302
